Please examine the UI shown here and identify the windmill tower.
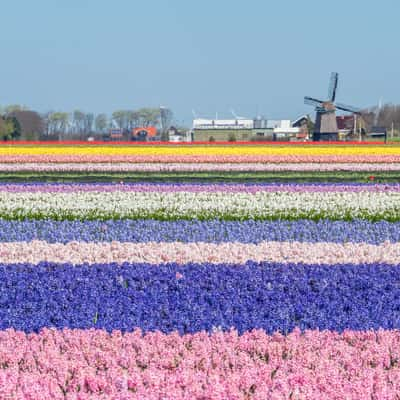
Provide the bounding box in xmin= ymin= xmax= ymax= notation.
xmin=305 ymin=72 xmax=360 ymax=141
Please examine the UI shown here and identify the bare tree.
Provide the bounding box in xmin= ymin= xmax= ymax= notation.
xmin=127 ymin=110 xmax=140 ymax=130
xmin=360 ymin=103 xmax=400 ymax=136
xmin=95 ymin=113 xmax=108 ymax=134
xmin=112 ymin=110 xmax=128 ymax=130
xmin=84 ymin=113 xmax=94 ymax=135
xmin=160 ymin=107 xmax=173 ymax=139
xmin=47 ymin=112 xmax=69 ymax=140
xmin=73 ymin=110 xmax=85 ymax=135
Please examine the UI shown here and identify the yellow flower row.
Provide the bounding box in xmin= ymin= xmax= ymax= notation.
xmin=0 ymin=144 xmax=399 ymax=156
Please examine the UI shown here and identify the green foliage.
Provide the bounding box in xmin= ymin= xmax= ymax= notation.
xmin=9 ymin=116 xmax=21 ymax=139
xmin=47 ymin=112 xmax=69 ymax=137
xmin=137 ymin=108 xmax=160 ymax=127
xmin=4 ymin=104 xmax=28 ymax=114
xmin=228 ymin=133 xmax=237 ymax=142
xmin=0 ymin=203 xmax=396 ymax=222
xmin=0 ymin=170 xmax=399 ymax=184
xmin=24 ymin=131 xmax=40 ymax=141
xmin=0 ymin=116 xmax=21 ymax=141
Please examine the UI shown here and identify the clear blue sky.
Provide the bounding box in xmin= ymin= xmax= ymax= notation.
xmin=0 ymin=0 xmax=399 ymax=125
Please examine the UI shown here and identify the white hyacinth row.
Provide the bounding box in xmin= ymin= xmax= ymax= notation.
xmin=0 ymin=190 xmax=399 ymax=220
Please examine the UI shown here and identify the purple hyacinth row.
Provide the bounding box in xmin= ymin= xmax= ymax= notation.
xmin=1 ymin=219 xmax=399 ymax=244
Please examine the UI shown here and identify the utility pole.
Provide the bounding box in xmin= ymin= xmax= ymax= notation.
xmin=354 ymin=114 xmax=361 ymax=142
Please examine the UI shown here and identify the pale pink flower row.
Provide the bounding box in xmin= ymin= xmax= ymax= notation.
xmin=1 ymin=240 xmax=400 ymax=265
xmin=2 ymin=154 xmax=400 ymax=163
xmin=0 ymin=162 xmax=399 ymax=172
xmin=1 ymin=328 xmax=400 ymax=399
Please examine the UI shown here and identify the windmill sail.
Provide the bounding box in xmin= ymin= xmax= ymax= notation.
xmin=328 ymin=72 xmax=339 ymax=102
xmin=304 ymin=96 xmax=324 ymax=107
xmin=335 ymin=102 xmax=361 ymax=114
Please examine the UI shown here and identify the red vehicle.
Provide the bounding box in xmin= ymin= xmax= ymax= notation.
xmin=132 ymin=126 xmax=157 ymax=140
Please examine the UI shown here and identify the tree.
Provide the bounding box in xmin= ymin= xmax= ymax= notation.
xmin=95 ymin=113 xmax=108 ymax=133
xmin=0 ymin=118 xmax=14 ymax=140
xmin=127 ymin=111 xmax=140 ymax=130
xmin=137 ymin=108 xmax=160 ymax=127
xmin=4 ymin=104 xmax=28 ymax=114
xmin=0 ymin=116 xmax=21 ymax=141
xmin=9 ymin=116 xmax=22 ymax=139
xmin=359 ymin=111 xmax=375 ymax=133
xmin=84 ymin=113 xmax=94 ymax=135
xmin=41 ymin=112 xmax=53 ymax=137
xmin=7 ymin=110 xmax=44 ymax=140
xmin=378 ymin=104 xmax=400 ymax=131
xmin=47 ymin=112 xmax=69 ymax=139
xmin=112 ymin=110 xmax=128 ymax=130
xmin=357 ymin=103 xmax=400 ymax=137
xmin=306 ymin=115 xmax=315 ymax=137
xmin=73 ymin=110 xmax=85 ymax=134
xmin=228 ymin=133 xmax=237 ymax=142
xmin=160 ymin=107 xmax=173 ymax=141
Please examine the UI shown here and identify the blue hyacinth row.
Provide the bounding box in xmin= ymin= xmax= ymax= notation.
xmin=1 ymin=261 xmax=400 ymax=334
xmin=1 ymin=218 xmax=400 ymax=244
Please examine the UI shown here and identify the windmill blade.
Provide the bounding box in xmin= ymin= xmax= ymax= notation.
xmin=304 ymin=96 xmax=324 ymax=107
xmin=230 ymin=109 xmax=246 ymax=119
xmin=328 ymin=72 xmax=339 ymax=102
xmin=335 ymin=102 xmax=361 ymax=114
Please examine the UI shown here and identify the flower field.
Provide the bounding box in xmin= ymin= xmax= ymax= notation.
xmin=2 ymin=143 xmax=400 ymax=398
xmin=3 ymin=162 xmax=400 ymax=172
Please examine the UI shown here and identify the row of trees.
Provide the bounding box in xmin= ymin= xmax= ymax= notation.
xmin=0 ymin=105 xmax=174 ymax=141
xmin=362 ymin=104 xmax=400 ymax=134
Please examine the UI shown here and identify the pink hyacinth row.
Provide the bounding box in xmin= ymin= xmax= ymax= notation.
xmin=0 ymin=328 xmax=400 ymax=399
xmin=2 ymin=154 xmax=400 ymax=163
xmin=0 ymin=162 xmax=400 ymax=172
xmin=1 ymin=240 xmax=400 ymax=265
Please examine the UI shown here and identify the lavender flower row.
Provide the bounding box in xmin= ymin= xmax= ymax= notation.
xmin=1 ymin=162 xmax=400 ymax=171
xmin=1 ymin=218 xmax=400 ymax=244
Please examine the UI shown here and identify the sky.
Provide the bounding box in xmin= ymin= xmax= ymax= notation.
xmin=0 ymin=0 xmax=399 ymax=126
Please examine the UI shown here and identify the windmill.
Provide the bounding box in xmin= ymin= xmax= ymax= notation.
xmin=305 ymin=72 xmax=360 ymax=141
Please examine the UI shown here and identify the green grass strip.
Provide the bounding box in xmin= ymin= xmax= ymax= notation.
xmin=0 ymin=171 xmax=398 ymax=183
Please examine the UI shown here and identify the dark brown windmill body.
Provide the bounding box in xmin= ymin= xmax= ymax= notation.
xmin=305 ymin=73 xmax=360 ymax=141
